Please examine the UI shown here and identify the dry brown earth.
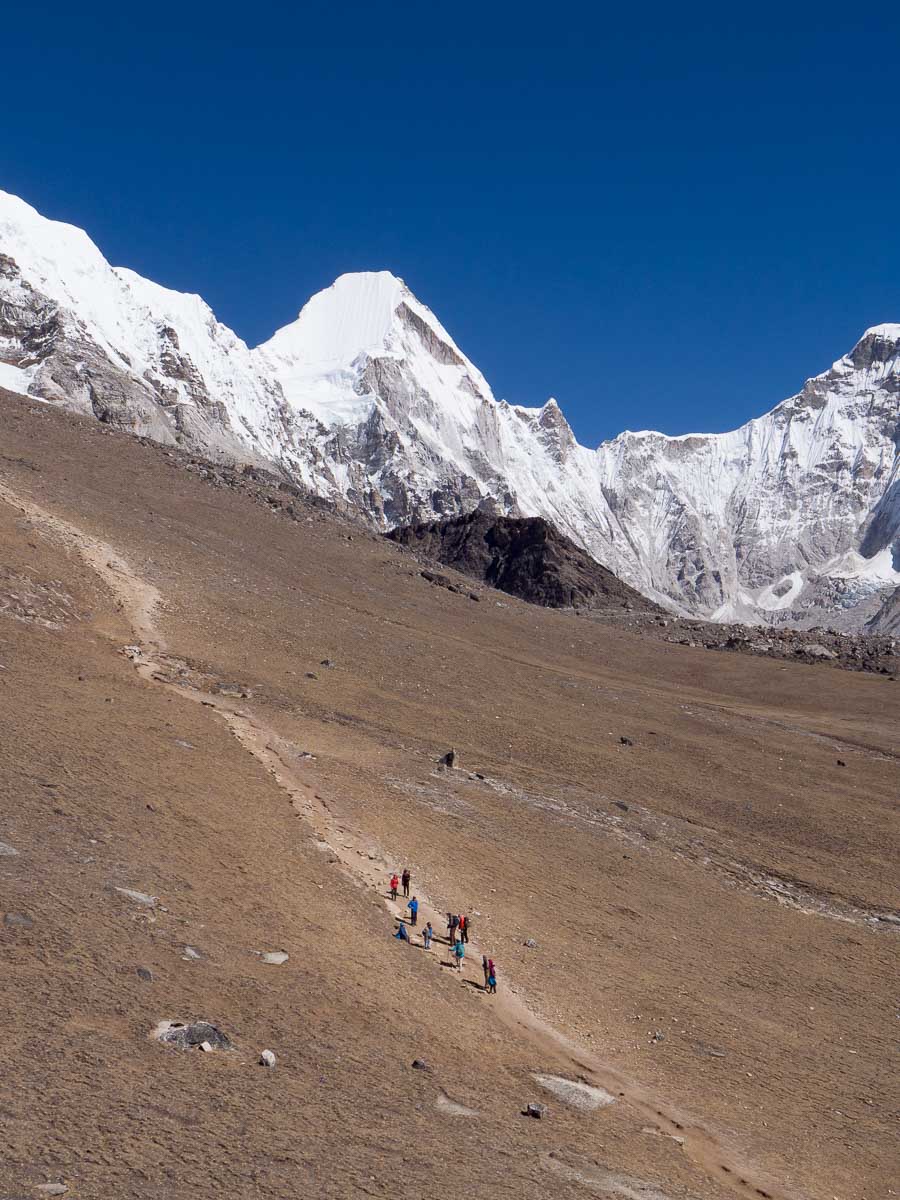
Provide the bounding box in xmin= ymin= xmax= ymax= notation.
xmin=1 ymin=393 xmax=897 ymax=1200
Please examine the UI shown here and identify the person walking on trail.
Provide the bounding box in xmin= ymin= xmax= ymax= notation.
xmin=401 ymin=869 xmax=411 ymax=898
xmin=446 ymin=912 xmax=454 ymax=942
xmin=394 ymin=922 xmax=410 ymax=943
xmin=389 ymin=873 xmax=399 ymax=901
xmin=487 ymin=966 xmax=497 ymax=994
xmin=448 ymin=913 xmax=459 ymax=943
xmin=452 ymin=939 xmax=465 ymax=971
xmin=422 ymin=921 xmax=434 ymax=949
xmin=458 ymin=914 xmax=468 ymax=944
xmin=407 ymin=896 xmax=419 ymax=926
xmin=482 ymin=954 xmax=490 ymax=989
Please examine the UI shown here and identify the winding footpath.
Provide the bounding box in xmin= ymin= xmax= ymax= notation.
xmin=0 ymin=478 xmax=805 ymax=1200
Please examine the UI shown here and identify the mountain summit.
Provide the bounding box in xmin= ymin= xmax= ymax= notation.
xmin=0 ymin=190 xmax=897 ymax=627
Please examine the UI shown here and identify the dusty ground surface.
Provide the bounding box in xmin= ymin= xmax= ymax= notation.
xmin=1 ymin=393 xmax=897 ymax=1200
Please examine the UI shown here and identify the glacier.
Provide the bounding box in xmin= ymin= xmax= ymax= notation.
xmin=0 ymin=188 xmax=897 ymax=628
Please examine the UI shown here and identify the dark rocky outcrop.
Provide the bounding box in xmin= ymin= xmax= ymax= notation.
xmin=387 ymin=512 xmax=660 ymax=613
xmin=867 ymin=586 xmax=900 ymax=635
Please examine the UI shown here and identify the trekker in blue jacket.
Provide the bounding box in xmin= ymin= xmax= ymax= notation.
xmin=407 ymin=896 xmax=419 ymax=926
xmin=452 ymin=939 xmax=465 ymax=971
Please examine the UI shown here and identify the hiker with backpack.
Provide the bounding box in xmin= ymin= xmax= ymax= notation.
xmin=452 ymin=938 xmax=465 ymax=971
xmin=401 ymin=869 xmax=411 ymax=898
xmin=407 ymin=896 xmax=419 ymax=926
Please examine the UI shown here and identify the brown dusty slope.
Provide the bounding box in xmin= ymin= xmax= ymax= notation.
xmin=1 ymin=393 xmax=898 ymax=1200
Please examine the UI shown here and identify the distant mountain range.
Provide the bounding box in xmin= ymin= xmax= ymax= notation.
xmin=1 ymin=190 xmax=897 ymax=629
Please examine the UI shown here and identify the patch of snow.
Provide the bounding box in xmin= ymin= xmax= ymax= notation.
xmin=0 ymin=361 xmax=33 ymax=395
xmin=755 ymin=570 xmax=805 ymax=612
xmin=825 ymin=547 xmax=899 ymax=583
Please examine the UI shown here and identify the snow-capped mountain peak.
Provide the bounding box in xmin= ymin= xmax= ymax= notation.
xmin=261 ymin=271 xmax=408 ymax=369
xmin=0 ymin=190 xmax=897 ymax=629
xmin=256 ymin=269 xmax=496 ymax=430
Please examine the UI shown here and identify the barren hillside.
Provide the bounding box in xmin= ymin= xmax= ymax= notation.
xmin=1 ymin=392 xmax=897 ymax=1200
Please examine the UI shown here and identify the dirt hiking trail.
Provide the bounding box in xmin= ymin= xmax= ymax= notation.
xmin=1 ymin=478 xmax=812 ymax=1200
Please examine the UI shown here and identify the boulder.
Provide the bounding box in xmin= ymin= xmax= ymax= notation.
xmin=156 ymin=1020 xmax=232 ymax=1051
xmin=806 ymin=644 xmax=838 ymax=659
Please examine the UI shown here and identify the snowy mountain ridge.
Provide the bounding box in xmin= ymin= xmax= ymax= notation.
xmin=0 ymin=189 xmax=897 ymax=629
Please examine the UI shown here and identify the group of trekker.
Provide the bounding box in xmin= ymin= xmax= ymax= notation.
xmin=389 ymin=869 xmax=498 ymax=995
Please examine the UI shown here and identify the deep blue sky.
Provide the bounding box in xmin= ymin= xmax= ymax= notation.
xmin=2 ymin=2 xmax=898 ymax=445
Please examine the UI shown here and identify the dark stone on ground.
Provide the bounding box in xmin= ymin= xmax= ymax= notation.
xmin=136 ymin=967 xmax=153 ymax=982
xmin=158 ymin=1021 xmax=232 ymax=1051
xmin=412 ymin=1059 xmax=431 ymax=1071
xmin=525 ymin=1102 xmax=548 ymax=1119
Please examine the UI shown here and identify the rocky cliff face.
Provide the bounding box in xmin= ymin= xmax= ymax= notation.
xmin=867 ymin=586 xmax=900 ymax=635
xmin=1 ymin=190 xmax=897 ymax=628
